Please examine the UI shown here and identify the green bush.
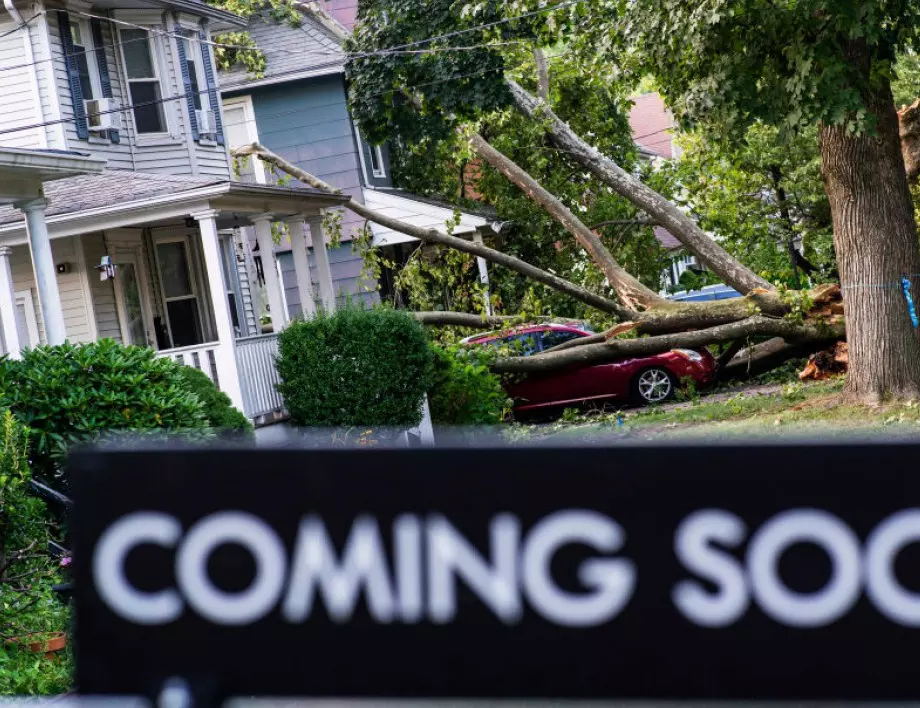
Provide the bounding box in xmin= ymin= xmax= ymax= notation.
xmin=176 ymin=366 xmax=253 ymax=437
xmin=428 ymin=345 xmax=510 ymax=425
xmin=0 ymin=340 xmax=208 ymax=480
xmin=276 ymin=306 xmax=434 ymax=427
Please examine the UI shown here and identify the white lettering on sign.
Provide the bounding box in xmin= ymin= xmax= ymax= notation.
xmin=92 ymin=508 xmax=920 ymax=628
xmin=92 ymin=510 xmax=635 ymax=627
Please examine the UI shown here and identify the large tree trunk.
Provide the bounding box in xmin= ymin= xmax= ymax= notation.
xmin=820 ymin=44 xmax=920 ymax=403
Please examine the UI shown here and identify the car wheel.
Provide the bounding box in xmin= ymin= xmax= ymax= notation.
xmin=632 ymin=367 xmax=675 ymax=405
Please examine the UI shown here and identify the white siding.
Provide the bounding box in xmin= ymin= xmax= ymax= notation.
xmin=82 ymin=232 xmax=122 ymax=342
xmin=9 ymin=238 xmax=96 ymax=345
xmin=0 ymin=16 xmax=44 ymax=148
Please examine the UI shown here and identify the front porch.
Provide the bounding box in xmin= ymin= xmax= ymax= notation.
xmin=0 ymin=172 xmax=347 ymax=420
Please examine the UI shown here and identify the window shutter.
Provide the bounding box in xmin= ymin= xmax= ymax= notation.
xmin=58 ymin=11 xmax=88 ymax=140
xmin=174 ymin=25 xmax=199 ymax=141
xmin=198 ymin=27 xmax=224 ymax=145
xmin=89 ymin=19 xmax=119 ymax=143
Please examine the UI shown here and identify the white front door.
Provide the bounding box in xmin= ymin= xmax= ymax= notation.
xmin=113 ymin=251 xmax=154 ymax=347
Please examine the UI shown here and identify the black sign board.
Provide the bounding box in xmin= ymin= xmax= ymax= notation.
xmin=71 ymin=443 xmax=920 ymax=703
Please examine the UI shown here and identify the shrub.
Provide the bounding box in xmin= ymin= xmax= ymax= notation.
xmin=0 ymin=340 xmax=208 ymax=481
xmin=428 ymin=345 xmax=510 ymax=425
xmin=276 ymin=306 xmax=433 ymax=428
xmin=176 ymin=366 xmax=253 ymax=437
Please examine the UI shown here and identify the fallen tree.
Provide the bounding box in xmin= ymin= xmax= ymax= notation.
xmin=233 ymin=142 xmax=847 ymax=376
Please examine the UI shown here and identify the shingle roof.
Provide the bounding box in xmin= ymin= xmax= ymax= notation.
xmin=654 ymin=225 xmax=682 ymax=250
xmin=219 ymin=12 xmax=344 ymax=90
xmin=0 ymin=172 xmax=223 ymax=227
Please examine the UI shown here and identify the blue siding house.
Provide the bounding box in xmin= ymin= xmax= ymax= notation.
xmin=219 ymin=3 xmax=494 ymax=322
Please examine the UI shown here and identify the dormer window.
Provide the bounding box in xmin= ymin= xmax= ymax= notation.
xmin=369 ymin=142 xmax=386 ymax=178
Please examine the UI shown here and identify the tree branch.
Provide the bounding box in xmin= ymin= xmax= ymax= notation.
xmin=505 ymin=79 xmax=774 ymax=296
xmin=491 ymin=316 xmax=844 ymax=374
xmin=233 ymin=143 xmax=632 ymax=318
xmin=468 ymin=133 xmax=669 ymax=310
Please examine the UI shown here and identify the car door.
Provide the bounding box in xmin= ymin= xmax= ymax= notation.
xmin=509 ymin=329 xmax=608 ymax=408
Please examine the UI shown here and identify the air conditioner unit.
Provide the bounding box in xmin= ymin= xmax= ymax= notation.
xmin=84 ymin=98 xmax=121 ymax=132
xmin=196 ymin=109 xmax=216 ymax=135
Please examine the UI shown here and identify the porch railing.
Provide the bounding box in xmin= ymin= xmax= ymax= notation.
xmin=157 ymin=342 xmax=222 ymax=387
xmin=235 ymin=333 xmax=285 ymax=419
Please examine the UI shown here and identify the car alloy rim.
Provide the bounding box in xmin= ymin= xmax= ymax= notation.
xmin=638 ymin=369 xmax=671 ymax=402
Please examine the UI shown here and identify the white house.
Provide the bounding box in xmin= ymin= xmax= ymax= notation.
xmin=0 ymin=0 xmax=343 ymax=422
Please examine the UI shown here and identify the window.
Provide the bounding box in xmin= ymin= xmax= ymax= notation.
xmin=223 ymin=97 xmax=266 ymax=184
xmin=180 ymin=31 xmax=208 ymax=112
xmin=541 ymin=329 xmax=584 ymax=349
xmin=120 ymin=28 xmax=167 ymax=134
xmin=155 ymin=239 xmax=203 ymax=347
xmin=369 ymin=142 xmax=386 ymax=178
xmin=70 ymin=21 xmax=100 ymax=100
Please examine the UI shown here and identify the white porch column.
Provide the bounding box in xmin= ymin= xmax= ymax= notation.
xmin=18 ymin=199 xmax=66 ymax=345
xmin=251 ymin=213 xmax=289 ymax=330
xmin=306 ymin=215 xmax=336 ymax=314
xmin=0 ymin=246 xmax=21 ymax=358
xmin=472 ymin=230 xmax=493 ymax=317
xmin=285 ymin=217 xmax=317 ymax=319
xmin=193 ymin=210 xmax=246 ymax=412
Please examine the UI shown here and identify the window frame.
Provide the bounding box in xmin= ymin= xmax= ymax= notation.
xmin=369 ymin=142 xmax=386 ymax=178
xmin=152 ymin=234 xmax=207 ymax=348
xmin=223 ymin=95 xmax=267 ymax=184
xmin=117 ymin=25 xmax=170 ymax=136
xmin=69 ymin=19 xmax=103 ymax=102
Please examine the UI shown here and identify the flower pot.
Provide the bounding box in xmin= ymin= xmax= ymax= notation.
xmin=6 ymin=632 xmax=67 ymax=659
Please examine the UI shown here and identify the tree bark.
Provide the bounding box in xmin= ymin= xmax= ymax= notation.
xmin=769 ymin=165 xmax=800 ymax=288
xmin=468 ymin=133 xmax=669 ymax=310
xmin=413 ymin=312 xmax=519 ymax=328
xmin=819 ymin=41 xmax=920 ymax=403
xmin=506 ymin=79 xmax=774 ymax=295
xmin=234 ymin=143 xmax=631 ymax=318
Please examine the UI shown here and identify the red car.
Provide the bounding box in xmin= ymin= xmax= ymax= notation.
xmin=465 ymin=323 xmax=715 ymax=414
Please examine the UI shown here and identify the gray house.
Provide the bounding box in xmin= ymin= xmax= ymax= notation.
xmin=219 ymin=3 xmax=496 ymax=320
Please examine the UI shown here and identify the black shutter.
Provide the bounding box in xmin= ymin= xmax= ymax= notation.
xmin=198 ymin=27 xmax=224 ymax=145
xmin=174 ymin=25 xmax=199 ymax=141
xmin=58 ymin=11 xmax=88 ymax=140
xmin=89 ymin=19 xmax=119 ymax=143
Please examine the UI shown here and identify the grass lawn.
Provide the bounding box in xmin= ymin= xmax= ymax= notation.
xmin=527 ymin=377 xmax=920 ymax=443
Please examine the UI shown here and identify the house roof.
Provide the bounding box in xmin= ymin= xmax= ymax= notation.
xmin=654 ymin=225 xmax=682 ymax=250
xmin=363 ymin=188 xmax=491 ymax=247
xmin=0 ymin=171 xmax=346 ymax=231
xmin=219 ymin=10 xmax=345 ymax=92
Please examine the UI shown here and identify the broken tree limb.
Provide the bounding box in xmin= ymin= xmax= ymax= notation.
xmin=412 ymin=312 xmax=520 ymax=328
xmin=534 ymin=48 xmax=550 ymax=102
xmin=233 ymin=143 xmax=631 ymax=319
xmin=467 ymin=133 xmax=668 ymax=310
xmin=716 ymin=339 xmax=747 ymax=372
xmin=506 ymin=79 xmax=774 ymax=296
xmin=491 ymin=316 xmax=845 ymax=374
